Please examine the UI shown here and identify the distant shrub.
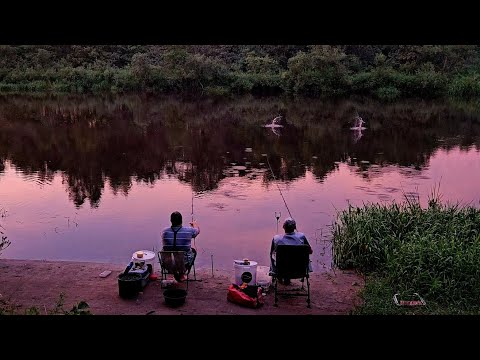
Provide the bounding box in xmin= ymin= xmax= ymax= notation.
xmin=448 ymin=74 xmax=480 ymax=98
xmin=375 ymin=86 xmax=401 ymax=101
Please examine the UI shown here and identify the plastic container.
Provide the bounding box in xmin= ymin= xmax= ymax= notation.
xmin=118 ymin=265 xmax=151 ymax=299
xmin=163 ymin=288 xmax=187 ymax=307
xmin=234 ymin=260 xmax=258 ymax=286
xmin=132 ymin=250 xmax=156 ymax=274
xmin=118 ymin=273 xmax=142 ymax=299
xmin=256 ymin=265 xmax=271 ymax=292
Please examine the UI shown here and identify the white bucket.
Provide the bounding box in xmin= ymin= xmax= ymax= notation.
xmin=132 ymin=250 xmax=156 ymax=274
xmin=234 ymin=260 xmax=257 ymax=286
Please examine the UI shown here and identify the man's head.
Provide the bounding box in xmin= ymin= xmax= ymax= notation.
xmin=283 ymin=217 xmax=296 ymax=233
xmin=170 ymin=211 xmax=182 ymax=226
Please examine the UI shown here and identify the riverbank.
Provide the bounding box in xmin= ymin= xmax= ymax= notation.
xmin=332 ymin=196 xmax=480 ymax=314
xmin=0 ymin=259 xmax=363 ymax=315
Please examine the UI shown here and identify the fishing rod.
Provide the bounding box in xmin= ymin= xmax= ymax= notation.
xmin=264 ymin=154 xmax=293 ymax=219
xmin=191 ymin=168 xmax=197 ymax=249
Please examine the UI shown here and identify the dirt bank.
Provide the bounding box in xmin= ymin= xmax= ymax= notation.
xmin=0 ymin=259 xmax=363 ymax=315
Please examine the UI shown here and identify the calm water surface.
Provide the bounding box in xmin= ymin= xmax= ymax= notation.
xmin=1 ymin=95 xmax=479 ymax=271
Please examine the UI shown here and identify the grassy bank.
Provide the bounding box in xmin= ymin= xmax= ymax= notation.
xmin=0 ymin=292 xmax=91 ymax=315
xmin=1 ymin=45 xmax=480 ymax=100
xmin=332 ymin=192 xmax=480 ymax=314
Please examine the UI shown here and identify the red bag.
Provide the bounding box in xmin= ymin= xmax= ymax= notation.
xmin=227 ymin=284 xmax=264 ymax=308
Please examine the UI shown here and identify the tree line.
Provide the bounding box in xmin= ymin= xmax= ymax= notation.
xmin=0 ymin=45 xmax=479 ymax=99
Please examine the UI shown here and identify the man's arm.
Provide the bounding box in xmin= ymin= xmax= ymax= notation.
xmin=190 ymin=221 xmax=200 ymax=236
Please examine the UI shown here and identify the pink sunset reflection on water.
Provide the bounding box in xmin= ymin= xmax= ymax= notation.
xmin=2 ymin=146 xmax=479 ymax=271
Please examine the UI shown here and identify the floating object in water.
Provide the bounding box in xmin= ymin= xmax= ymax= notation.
xmin=350 ymin=115 xmax=366 ymax=130
xmin=312 ymin=156 xmax=318 ymax=159
xmin=245 ymin=148 xmax=253 ymax=152
xmin=224 ymin=169 xmax=239 ymax=175
xmin=360 ymin=160 xmax=370 ymax=164
xmin=263 ymin=115 xmax=284 ymax=128
xmin=252 ymin=168 xmax=268 ymax=173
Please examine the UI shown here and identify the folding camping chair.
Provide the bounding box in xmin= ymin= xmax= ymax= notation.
xmin=157 ymin=248 xmax=197 ymax=290
xmin=271 ymin=244 xmax=311 ymax=308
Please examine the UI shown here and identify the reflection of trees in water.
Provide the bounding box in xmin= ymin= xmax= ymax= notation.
xmin=0 ymin=95 xmax=479 ymax=208
xmin=62 ymin=173 xmax=104 ymax=208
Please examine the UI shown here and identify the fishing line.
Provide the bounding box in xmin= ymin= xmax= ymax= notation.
xmin=191 ymin=185 xmax=194 ymax=223
xmin=264 ymin=155 xmax=293 ymax=219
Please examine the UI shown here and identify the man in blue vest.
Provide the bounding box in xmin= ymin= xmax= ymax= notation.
xmin=161 ymin=211 xmax=200 ymax=281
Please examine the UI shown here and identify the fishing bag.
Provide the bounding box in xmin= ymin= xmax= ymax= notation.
xmin=227 ymin=284 xmax=264 ymax=308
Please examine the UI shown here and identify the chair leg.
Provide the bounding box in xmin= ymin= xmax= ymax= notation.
xmin=274 ymin=277 xmax=278 ymax=307
xmin=160 ymin=268 xmax=165 ymax=288
xmin=191 ymin=249 xmax=197 ymax=281
xmin=306 ymin=276 xmax=311 ymax=308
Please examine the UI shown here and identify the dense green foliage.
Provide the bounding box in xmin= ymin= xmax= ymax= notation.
xmin=0 ymin=292 xmax=91 ymax=315
xmin=1 ymin=45 xmax=479 ymax=99
xmin=332 ymin=193 xmax=480 ymax=313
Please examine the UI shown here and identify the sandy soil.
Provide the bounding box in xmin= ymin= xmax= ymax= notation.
xmin=0 ymin=259 xmax=364 ymax=315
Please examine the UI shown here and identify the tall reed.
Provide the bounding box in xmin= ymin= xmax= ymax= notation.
xmin=332 ymin=191 xmax=480 ymax=310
